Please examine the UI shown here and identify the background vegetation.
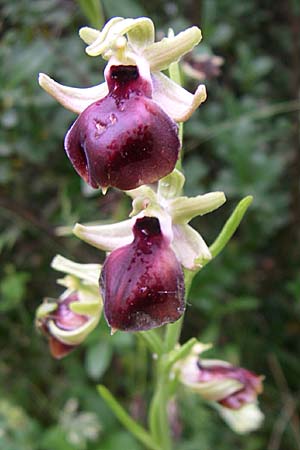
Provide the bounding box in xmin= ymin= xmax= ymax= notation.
xmin=1 ymin=0 xmax=300 ymax=449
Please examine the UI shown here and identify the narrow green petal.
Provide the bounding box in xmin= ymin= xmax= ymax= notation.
xmin=144 ymin=26 xmax=202 ymax=71
xmin=85 ymin=17 xmax=155 ymax=57
xmin=169 ymin=192 xmax=226 ymax=223
xmin=79 ymin=26 xmax=101 ymax=45
xmin=51 ymin=255 xmax=101 ymax=286
xmin=70 ymin=300 xmax=102 ymax=316
xmin=79 ymin=17 xmax=123 ymax=46
xmin=127 ymin=17 xmax=155 ymax=49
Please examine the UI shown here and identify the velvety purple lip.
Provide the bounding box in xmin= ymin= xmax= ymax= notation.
xmin=100 ymin=216 xmax=185 ymax=332
xmin=64 ymin=65 xmax=180 ymax=191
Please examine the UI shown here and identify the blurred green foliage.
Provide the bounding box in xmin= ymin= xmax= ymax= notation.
xmin=1 ymin=0 xmax=300 ymax=449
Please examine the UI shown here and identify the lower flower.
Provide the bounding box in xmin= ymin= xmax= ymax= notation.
xmin=176 ymin=343 xmax=264 ymax=434
xmin=36 ymin=289 xmax=101 ymax=359
xmin=100 ymin=216 xmax=185 ymax=332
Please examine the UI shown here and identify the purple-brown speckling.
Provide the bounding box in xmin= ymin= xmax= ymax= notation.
xmin=100 ymin=216 xmax=185 ymax=331
xmin=196 ymin=361 xmax=263 ymax=410
xmin=64 ymin=65 xmax=180 ymax=190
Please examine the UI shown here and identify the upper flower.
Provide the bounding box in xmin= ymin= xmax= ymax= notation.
xmin=38 ymin=17 xmax=207 ymax=192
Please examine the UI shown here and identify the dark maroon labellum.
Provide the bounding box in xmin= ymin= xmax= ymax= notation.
xmin=65 ymin=65 xmax=180 ymax=190
xmin=100 ymin=217 xmax=185 ymax=331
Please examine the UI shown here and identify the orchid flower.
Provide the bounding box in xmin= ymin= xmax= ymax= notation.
xmin=38 ymin=17 xmax=207 ymax=191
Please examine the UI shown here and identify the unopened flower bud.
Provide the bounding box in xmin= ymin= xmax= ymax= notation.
xmin=100 ymin=216 xmax=185 ymax=331
xmin=65 ymin=64 xmax=180 ymax=191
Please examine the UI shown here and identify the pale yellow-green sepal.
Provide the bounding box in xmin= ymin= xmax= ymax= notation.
xmin=36 ymin=301 xmax=57 ymax=320
xmin=169 ymin=192 xmax=226 ymax=224
xmin=187 ymin=378 xmax=243 ymax=402
xmin=38 ymin=73 xmax=108 ymax=114
xmin=214 ymin=403 xmax=264 ymax=434
xmin=172 ymin=224 xmax=211 ymax=270
xmin=144 ymin=26 xmax=202 ymax=71
xmin=152 ymin=71 xmax=206 ymax=122
xmin=73 ymin=219 xmax=133 ymax=251
xmin=51 ymin=255 xmax=101 ymax=286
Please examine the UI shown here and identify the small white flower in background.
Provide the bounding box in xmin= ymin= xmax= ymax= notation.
xmin=59 ymin=398 xmax=101 ymax=449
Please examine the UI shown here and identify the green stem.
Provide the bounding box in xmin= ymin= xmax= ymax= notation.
xmin=149 ymin=361 xmax=172 ymax=450
xmin=164 ymin=316 xmax=184 ymax=352
xmin=98 ymin=385 xmax=160 ymax=450
xmin=139 ymin=329 xmax=164 ymax=355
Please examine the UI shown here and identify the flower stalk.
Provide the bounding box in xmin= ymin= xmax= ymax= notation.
xmin=36 ymin=16 xmax=264 ymax=449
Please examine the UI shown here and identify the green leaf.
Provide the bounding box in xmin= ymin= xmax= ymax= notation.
xmin=209 ymin=196 xmax=253 ymax=259
xmin=77 ymin=0 xmax=104 ymax=29
xmin=0 ymin=269 xmax=29 ymax=312
xmin=85 ymin=341 xmax=112 ymax=380
xmin=99 ymin=431 xmax=142 ymax=450
xmin=40 ymin=426 xmax=74 ymax=450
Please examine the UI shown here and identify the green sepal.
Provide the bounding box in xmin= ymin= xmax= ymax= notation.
xmin=144 ymin=26 xmax=202 ymax=71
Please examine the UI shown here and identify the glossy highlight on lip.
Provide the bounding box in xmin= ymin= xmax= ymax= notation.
xmin=100 ymin=216 xmax=185 ymax=331
xmin=65 ymin=65 xmax=180 ymax=191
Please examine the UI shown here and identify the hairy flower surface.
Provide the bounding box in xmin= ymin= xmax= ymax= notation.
xmin=39 ymin=17 xmax=207 ymax=191
xmin=176 ymin=343 xmax=264 ymax=434
xmin=35 ymin=256 xmax=102 ymax=358
xmin=100 ymin=216 xmax=185 ymax=331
